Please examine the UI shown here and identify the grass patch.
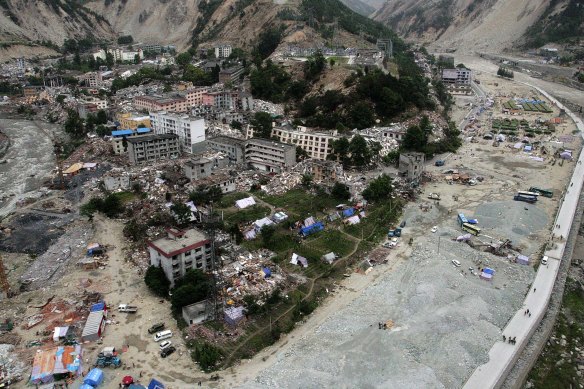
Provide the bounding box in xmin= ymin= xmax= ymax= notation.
xmin=223 ymin=205 xmax=271 ymax=225
xmin=344 ymin=200 xmax=402 ymax=243
xmin=216 ymin=192 xmax=249 ymax=209
xmin=112 ymin=191 xmax=137 ymax=204
xmin=258 ymin=189 xmax=338 ymax=221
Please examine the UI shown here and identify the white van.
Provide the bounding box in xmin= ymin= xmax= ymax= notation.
xmin=541 ymin=256 xmax=548 ymax=265
xmin=452 ymin=260 xmax=461 ymax=267
xmin=154 ymin=330 xmax=173 ymax=342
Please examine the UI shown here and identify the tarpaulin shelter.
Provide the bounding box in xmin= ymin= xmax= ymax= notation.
xmin=52 ymin=326 xmax=70 ymax=342
xmin=243 ymin=229 xmax=256 ymax=240
xmin=63 ymin=162 xmax=83 ymax=175
xmin=516 ymin=254 xmax=530 ymax=265
xmin=148 ymin=379 xmax=165 ymax=389
xmin=86 ymin=243 xmax=103 ymax=256
xmin=254 ymin=217 xmax=274 ymax=231
xmin=344 ymin=215 xmax=360 ymax=225
xmin=235 ymin=197 xmax=255 ymax=209
xmin=480 ymin=268 xmax=495 ymax=281
xmin=123 ymin=376 xmax=134 ymax=385
xmin=300 ymin=222 xmax=324 ymax=237
xmin=30 ymin=345 xmax=83 ymax=385
xmin=560 ymin=150 xmax=573 ymax=160
xmin=342 ymin=208 xmax=355 ymax=217
xmin=290 ymin=253 xmax=308 ymax=268
xmin=83 ymin=368 xmax=104 ymax=387
xmin=322 ymin=252 xmax=337 ymax=264
xmin=468 ymin=219 xmax=478 ymax=224
xmin=80 ymin=385 xmax=95 ymax=389
xmin=303 ymin=216 xmax=316 ymax=227
xmin=90 ymin=302 xmax=106 ymax=312
xmin=262 ymin=267 xmax=272 ymax=278
xmin=456 ymin=234 xmax=472 ymax=242
xmin=224 ymin=306 xmax=245 ymax=327
xmin=272 ymin=212 xmax=288 ymax=223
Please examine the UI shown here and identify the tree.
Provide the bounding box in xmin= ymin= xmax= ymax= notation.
xmin=346 ymin=101 xmax=375 ymax=129
xmin=64 ymin=109 xmax=85 ymax=138
xmin=171 ymin=202 xmax=192 ymax=225
xmin=348 ymin=134 xmax=371 ymax=167
xmin=123 ymin=218 xmax=147 ymax=241
xmin=328 ymin=137 xmax=350 ymax=167
xmin=134 ymin=54 xmax=140 ymax=64
xmin=362 ymin=174 xmax=393 ymax=202
xmin=255 ymin=26 xmax=284 ymax=60
xmin=176 ymin=52 xmax=192 ymax=68
xmin=296 ymin=146 xmax=309 ymax=162
xmin=192 ymin=342 xmax=224 ymax=372
xmin=171 ymin=269 xmax=211 ymax=312
xmin=144 ymin=265 xmax=170 ymax=297
xmin=331 ymin=182 xmax=350 ymax=201
xmin=251 ymin=111 xmax=273 ymax=138
xmin=117 ymin=35 xmax=134 ymax=45
xmin=96 ymin=110 xmax=107 ymax=125
xmin=230 ymin=120 xmax=242 ymax=131
xmin=402 ymin=125 xmax=428 ymax=152
xmin=304 ymin=51 xmax=326 ymax=81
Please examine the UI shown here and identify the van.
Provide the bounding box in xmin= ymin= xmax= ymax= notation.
xmin=541 ymin=256 xmax=548 ymax=265
xmin=154 ymin=330 xmax=172 ymax=342
xmin=452 ymin=260 xmax=461 ymax=267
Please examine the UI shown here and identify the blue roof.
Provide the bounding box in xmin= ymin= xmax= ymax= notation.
xmin=90 ymin=302 xmax=105 ymax=312
xmin=111 ymin=129 xmax=133 ymax=137
xmin=148 ymin=379 xmax=165 ymax=389
xmin=137 ymin=127 xmax=151 ymax=133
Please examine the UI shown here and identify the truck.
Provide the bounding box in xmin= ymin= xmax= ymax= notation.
xmin=387 ymin=227 xmax=402 ymax=238
xmin=117 ymin=304 xmax=138 ymax=313
xmin=95 ymin=347 xmax=121 ymax=368
xmin=529 ymin=187 xmax=553 ymax=198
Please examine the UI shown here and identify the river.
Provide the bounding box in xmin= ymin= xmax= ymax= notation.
xmin=0 ymin=118 xmax=61 ymax=218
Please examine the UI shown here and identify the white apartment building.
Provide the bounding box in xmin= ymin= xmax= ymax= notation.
xmin=214 ymin=44 xmax=232 ymax=59
xmin=93 ymin=48 xmax=144 ymax=63
xmin=150 ymin=111 xmax=206 ymax=153
xmin=147 ymin=228 xmax=212 ymax=288
xmin=247 ymin=125 xmax=340 ymax=160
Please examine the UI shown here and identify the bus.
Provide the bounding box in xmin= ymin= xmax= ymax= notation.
xmin=517 ymin=191 xmax=539 ymax=198
xmin=457 ymin=213 xmax=468 ymax=226
xmin=514 ymin=195 xmax=537 ymax=204
xmin=529 ymin=187 xmax=553 ymax=198
xmin=462 ymin=223 xmax=481 ymax=236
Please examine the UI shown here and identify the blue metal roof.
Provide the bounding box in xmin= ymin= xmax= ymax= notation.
xmin=137 ymin=127 xmax=151 ymax=133
xmin=111 ymin=129 xmax=133 ymax=137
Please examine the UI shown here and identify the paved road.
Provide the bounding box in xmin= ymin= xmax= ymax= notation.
xmin=464 ymin=84 xmax=584 ymax=389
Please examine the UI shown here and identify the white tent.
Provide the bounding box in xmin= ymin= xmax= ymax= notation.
xmin=254 ymin=217 xmax=275 ymax=231
xmin=345 ymin=215 xmax=360 ymax=225
xmin=290 ymin=253 xmax=308 ymax=268
xmin=236 ymin=197 xmax=256 ymax=209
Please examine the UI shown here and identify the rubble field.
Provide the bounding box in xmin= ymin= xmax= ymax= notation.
xmin=0 ymin=213 xmax=72 ymax=254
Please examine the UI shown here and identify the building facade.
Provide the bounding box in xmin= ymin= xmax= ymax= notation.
xmin=214 ymin=45 xmax=233 ymax=59
xmin=126 ymin=134 xmax=180 ymax=164
xmin=206 ymin=136 xmax=246 ymax=165
xmin=147 ymin=228 xmax=212 ymax=288
xmin=245 ymin=138 xmax=296 ymax=173
xmin=185 ymin=87 xmax=209 ymax=107
xmin=183 ymin=155 xmax=229 ymax=181
xmin=399 ymin=152 xmax=425 ymax=181
xmin=117 ymin=112 xmax=151 ymax=130
xmin=111 ymin=128 xmax=152 ymax=154
xmin=442 ymin=68 xmax=472 ymax=85
xmin=134 ymin=95 xmax=188 ymax=113
xmin=218 ymin=66 xmax=244 ymax=84
xmin=150 ymin=111 xmax=206 ymax=153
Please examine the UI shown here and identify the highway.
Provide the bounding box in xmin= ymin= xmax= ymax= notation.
xmin=464 ymin=85 xmax=584 ymax=389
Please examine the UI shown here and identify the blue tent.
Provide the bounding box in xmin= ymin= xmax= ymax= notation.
xmin=300 ymin=222 xmax=324 ymax=237
xmin=90 ymin=302 xmax=106 ymax=312
xmin=80 ymin=385 xmax=95 ymax=389
xmin=148 ymin=379 xmax=165 ymax=389
xmin=342 ymin=208 xmax=355 ymax=217
xmin=83 ymin=368 xmax=104 ymax=387
xmin=262 ymin=267 xmax=272 ymax=278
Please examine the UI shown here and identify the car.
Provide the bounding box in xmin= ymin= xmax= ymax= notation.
xmin=431 ymin=226 xmax=438 ymax=233
xmin=159 ymin=340 xmax=172 ymax=350
xmin=452 ymin=260 xmax=461 ymax=267
xmin=382 ymin=242 xmax=391 ymax=248
xmin=541 ymin=256 xmax=548 ymax=265
xmin=391 ymin=237 xmax=398 ymax=243
xmin=160 ymin=346 xmax=176 ymax=358
xmin=148 ymin=323 xmax=165 ymax=334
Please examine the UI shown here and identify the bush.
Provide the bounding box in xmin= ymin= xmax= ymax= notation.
xmin=191 ymin=341 xmax=224 ymax=371
xmin=144 ymin=266 xmax=170 ymax=297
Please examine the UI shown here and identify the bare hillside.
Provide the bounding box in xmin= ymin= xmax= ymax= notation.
xmin=0 ymin=0 xmax=113 ymax=44
xmin=373 ymin=0 xmax=560 ymax=53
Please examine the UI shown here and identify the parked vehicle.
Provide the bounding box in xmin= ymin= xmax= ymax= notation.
xmin=148 ymin=323 xmax=165 ymax=334
xmin=428 ymin=193 xmax=441 ymax=200
xmin=159 ymin=340 xmax=172 ymax=350
xmin=388 ymin=227 xmax=402 ymax=238
xmin=118 ymin=304 xmax=138 ymax=313
xmin=435 ymin=160 xmax=445 ymax=166
xmin=95 ymin=347 xmax=121 ymax=368
xmin=160 ymin=346 xmax=176 ymax=358
xmin=529 ymin=187 xmax=553 ymax=198
xmin=514 ymin=194 xmax=537 ymax=204
xmin=452 ymin=260 xmax=461 ymax=267
xmin=541 ymin=256 xmax=548 ymax=265
xmin=431 ymin=226 xmax=438 ymax=233
xmin=154 ymin=330 xmax=172 ymax=342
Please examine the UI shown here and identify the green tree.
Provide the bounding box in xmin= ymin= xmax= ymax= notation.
xmin=328 ymin=137 xmax=351 ymax=167
xmin=176 ymin=52 xmax=193 ymax=67
xmin=296 ymin=146 xmax=309 ymax=162
xmin=145 ymin=265 xmax=170 ymax=297
xmin=301 ymin=174 xmax=313 ymax=188
xmin=123 ymin=218 xmax=147 ymax=241
xmin=402 ymin=125 xmax=428 ymax=152
xmin=192 ymin=342 xmax=224 ymax=372
xmin=64 ymin=109 xmax=85 ymax=138
xmin=171 ymin=269 xmax=211 ymax=312
xmin=331 ymin=182 xmax=350 ymax=201
xmin=261 ymin=225 xmax=276 ymax=247
xmin=96 ymin=110 xmax=107 ymax=125
xmin=346 ymin=101 xmax=374 ymax=129
xmin=304 ymin=51 xmax=326 ymax=81
xmin=362 ymin=174 xmax=393 ymax=202
xmin=348 ymin=134 xmax=371 ymax=167
xmin=251 ymin=111 xmax=273 ymax=138
xmin=171 ymin=202 xmax=192 ymax=225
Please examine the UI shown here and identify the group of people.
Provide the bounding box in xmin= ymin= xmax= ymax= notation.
xmin=524 ymin=308 xmax=531 ymax=317
xmin=503 ymin=335 xmax=517 ymax=345
xmin=378 ymin=322 xmax=388 ymax=330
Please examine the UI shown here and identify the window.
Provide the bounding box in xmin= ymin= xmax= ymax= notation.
xmin=184 ymin=251 xmax=191 ymax=257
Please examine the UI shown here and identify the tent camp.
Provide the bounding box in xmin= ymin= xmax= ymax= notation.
xmin=344 ymin=215 xmax=360 ymax=225
xmin=342 ymin=208 xmax=355 ymax=218
xmin=254 ymin=217 xmax=274 ymax=231
xmin=300 ymin=222 xmax=324 ymax=237
xmin=52 ymin=326 xmax=70 ymax=342
xmin=30 ymin=345 xmax=83 ymax=385
xmin=235 ymin=197 xmax=255 ymax=209
xmin=272 ymin=212 xmax=288 ymax=223
xmin=290 ymin=253 xmax=308 ymax=268
xmin=148 ymin=379 xmax=165 ymax=389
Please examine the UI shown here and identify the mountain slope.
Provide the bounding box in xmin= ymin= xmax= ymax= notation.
xmin=372 ymin=0 xmax=559 ymax=53
xmin=0 ymin=0 xmax=113 ymax=44
xmin=339 ymin=0 xmax=376 ymax=16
